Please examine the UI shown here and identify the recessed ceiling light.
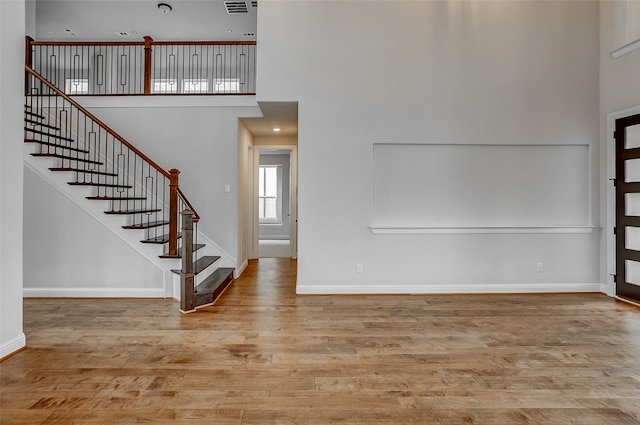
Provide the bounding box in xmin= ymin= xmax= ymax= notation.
xmin=157 ymin=3 xmax=172 ymax=13
xmin=273 ymin=127 xmax=281 ymax=132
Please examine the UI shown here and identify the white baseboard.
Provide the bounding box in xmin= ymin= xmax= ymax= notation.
xmin=1 ymin=334 xmax=26 ymax=360
xmin=235 ymin=259 xmax=249 ymax=278
xmin=23 ymin=287 xmax=165 ymax=298
xmin=296 ymin=282 xmax=602 ymax=295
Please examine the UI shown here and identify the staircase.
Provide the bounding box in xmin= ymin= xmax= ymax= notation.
xmin=24 ymin=66 xmax=234 ymax=312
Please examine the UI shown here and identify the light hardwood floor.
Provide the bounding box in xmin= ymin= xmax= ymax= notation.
xmin=2 ymin=258 xmax=640 ymax=424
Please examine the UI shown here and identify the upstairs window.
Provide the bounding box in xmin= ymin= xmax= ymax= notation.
xmin=152 ymin=79 xmax=178 ymax=93
xmin=64 ymin=78 xmax=89 ymax=95
xmin=183 ymin=79 xmax=209 ymax=94
xmin=214 ymin=78 xmax=240 ymax=94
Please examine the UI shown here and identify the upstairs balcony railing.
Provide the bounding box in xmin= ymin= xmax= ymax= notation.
xmin=26 ymin=36 xmax=256 ymax=96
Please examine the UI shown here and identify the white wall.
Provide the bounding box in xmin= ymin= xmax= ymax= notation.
xmin=599 ymin=1 xmax=640 ymax=294
xmin=0 ymin=0 xmax=26 ymax=358
xmin=23 ymin=167 xmax=165 ymax=296
xmin=257 ymin=0 xmax=601 ymax=294
xmin=237 ymin=120 xmax=254 ymax=272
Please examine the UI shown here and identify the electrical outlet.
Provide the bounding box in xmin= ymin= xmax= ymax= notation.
xmin=536 ymin=262 xmax=544 ymax=272
xmin=356 ymin=263 xmax=364 ymax=273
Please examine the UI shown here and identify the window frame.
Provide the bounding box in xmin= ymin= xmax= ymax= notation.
xmin=258 ymin=164 xmax=283 ymax=225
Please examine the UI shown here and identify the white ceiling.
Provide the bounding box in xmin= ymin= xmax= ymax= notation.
xmin=34 ymin=0 xmax=298 ymax=137
xmin=241 ymin=102 xmax=298 ymax=137
xmin=35 ymin=0 xmax=257 ymax=41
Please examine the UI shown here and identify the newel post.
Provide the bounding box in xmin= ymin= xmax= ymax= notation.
xmin=180 ymin=209 xmax=196 ymax=313
xmin=143 ymin=36 xmax=154 ymax=95
xmin=168 ymin=168 xmax=180 ymax=256
xmin=25 ymin=36 xmax=34 ymax=94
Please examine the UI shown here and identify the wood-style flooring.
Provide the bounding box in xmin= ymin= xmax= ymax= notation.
xmin=2 ymin=258 xmax=640 ymax=424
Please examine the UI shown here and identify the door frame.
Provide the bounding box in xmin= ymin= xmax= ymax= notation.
xmin=248 ymin=144 xmax=298 ymax=259
xmin=607 ymin=105 xmax=640 ymax=299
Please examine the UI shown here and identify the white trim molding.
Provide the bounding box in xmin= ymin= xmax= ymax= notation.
xmin=611 ymin=39 xmax=640 ymax=59
xmin=0 ymin=334 xmax=26 ymax=360
xmin=370 ymin=226 xmax=597 ymax=235
xmin=297 ymin=282 xmax=602 ymax=295
xmin=23 ymin=287 xmax=166 ymax=298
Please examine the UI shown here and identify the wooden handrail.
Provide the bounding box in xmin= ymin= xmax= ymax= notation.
xmin=29 ymin=39 xmax=256 ymax=46
xmin=29 ymin=40 xmax=145 ymax=46
xmin=25 ymin=66 xmax=171 ymax=179
xmin=177 ymin=188 xmax=200 ymax=223
xmin=153 ymin=41 xmax=256 ymax=46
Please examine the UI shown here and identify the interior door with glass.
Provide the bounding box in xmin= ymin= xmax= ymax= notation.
xmin=616 ymin=113 xmax=640 ymax=303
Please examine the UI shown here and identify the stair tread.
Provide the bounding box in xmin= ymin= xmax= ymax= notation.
xmin=122 ymin=220 xmax=168 ymax=230
xmin=87 ymin=196 xmax=147 ymax=200
xmin=194 ymin=268 xmax=234 ymax=309
xmin=141 ymin=233 xmax=182 ymax=244
xmin=50 ymin=167 xmax=118 ymax=177
xmin=159 ymin=244 xmax=205 ymax=258
xmin=171 ymin=255 xmax=221 ymax=275
xmin=25 ymin=118 xmax=60 ymax=131
xmin=105 ymin=208 xmax=161 ymax=214
xmin=24 ymin=128 xmax=75 ymax=143
xmin=25 ymin=110 xmax=45 ymax=120
xmin=31 ymin=153 xmax=102 ymax=165
xmin=25 ymin=139 xmax=89 ymax=154
xmin=69 ymin=182 xmax=133 ymax=188
xmin=197 ymin=268 xmax=234 ymax=293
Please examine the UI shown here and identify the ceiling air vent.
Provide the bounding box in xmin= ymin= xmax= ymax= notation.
xmin=225 ymin=1 xmax=249 ymax=14
xmin=251 ymin=1 xmax=258 ymax=7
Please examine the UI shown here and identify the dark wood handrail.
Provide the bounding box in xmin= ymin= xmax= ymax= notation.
xmin=153 ymin=41 xmax=256 ymax=46
xmin=29 ymin=40 xmax=145 ymax=46
xmin=177 ymin=188 xmax=200 ymax=222
xmin=25 ymin=66 xmax=171 ymax=179
xmin=29 ymin=39 xmax=256 ymax=46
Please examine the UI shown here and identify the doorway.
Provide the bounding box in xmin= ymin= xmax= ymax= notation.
xmin=258 ymin=149 xmax=292 ymax=258
xmin=615 ymin=113 xmax=640 ymax=303
xmin=249 ymin=145 xmax=298 ymax=260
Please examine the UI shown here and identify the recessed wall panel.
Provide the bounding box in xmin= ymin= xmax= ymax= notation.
xmin=372 ymin=144 xmax=590 ymax=228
